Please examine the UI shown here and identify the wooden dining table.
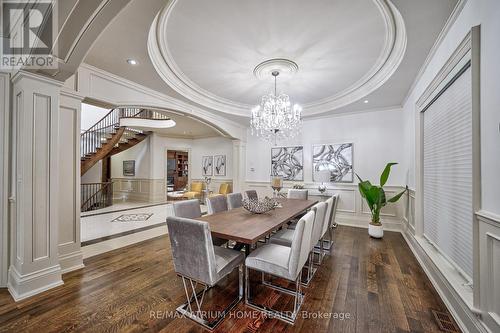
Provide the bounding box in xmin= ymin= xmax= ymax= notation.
xmin=196 ymin=198 xmax=317 ymax=254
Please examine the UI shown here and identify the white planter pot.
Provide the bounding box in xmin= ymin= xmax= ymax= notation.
xmin=368 ymin=223 xmax=384 ymax=238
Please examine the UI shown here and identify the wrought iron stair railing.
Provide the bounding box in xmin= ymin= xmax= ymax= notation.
xmin=80 ymin=107 xmax=171 ymax=159
xmin=81 ymin=182 xmax=113 ymax=212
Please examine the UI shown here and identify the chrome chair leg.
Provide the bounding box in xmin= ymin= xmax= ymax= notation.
xmin=177 ymin=264 xmax=243 ymax=331
xmin=245 ymin=267 xmax=304 ymax=324
xmin=301 ymin=251 xmax=317 ymax=286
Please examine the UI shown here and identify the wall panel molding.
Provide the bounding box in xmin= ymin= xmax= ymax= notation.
xmin=58 ymin=90 xmax=85 ymax=274
xmin=0 ymin=72 xmax=10 ymax=287
xmin=7 ymin=71 xmax=63 ymax=301
xmin=245 ymin=181 xmax=405 ymax=231
xmin=477 ymin=210 xmax=500 ymax=331
xmin=112 ymin=178 xmax=167 ymax=203
xmin=403 ymin=187 xmax=496 ymax=333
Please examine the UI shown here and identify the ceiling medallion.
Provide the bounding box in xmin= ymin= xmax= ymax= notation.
xmin=253 ymin=58 xmax=299 ymax=80
xmin=250 ymin=70 xmax=302 ymax=145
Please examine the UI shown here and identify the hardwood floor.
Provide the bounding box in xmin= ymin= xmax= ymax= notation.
xmin=0 ymin=226 xmax=458 ymax=333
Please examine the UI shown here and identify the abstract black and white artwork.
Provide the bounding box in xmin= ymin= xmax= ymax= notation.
xmin=271 ymin=146 xmax=304 ymax=181
xmin=214 ymin=155 xmax=226 ymax=176
xmin=312 ymin=143 xmax=353 ymax=182
xmin=202 ymin=156 xmax=213 ymax=176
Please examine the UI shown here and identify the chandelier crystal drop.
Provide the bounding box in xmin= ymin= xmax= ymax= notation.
xmin=250 ymin=71 xmax=302 ymax=144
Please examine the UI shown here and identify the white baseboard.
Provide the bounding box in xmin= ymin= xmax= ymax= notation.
xmin=59 ymin=250 xmax=85 ymax=274
xmin=336 ymin=215 xmax=403 ymax=232
xmin=7 ymin=265 xmax=63 ymax=301
xmin=401 ymin=230 xmax=489 ymax=333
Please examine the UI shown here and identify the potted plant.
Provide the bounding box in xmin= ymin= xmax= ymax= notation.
xmin=356 ymin=163 xmax=408 ymax=238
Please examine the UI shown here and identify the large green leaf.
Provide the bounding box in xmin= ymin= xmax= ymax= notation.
xmin=378 ymin=187 xmax=386 ymax=207
xmin=357 ymin=174 xmax=377 ymax=211
xmin=388 ymin=186 xmax=408 ymax=203
xmin=380 ymin=162 xmax=398 ymax=187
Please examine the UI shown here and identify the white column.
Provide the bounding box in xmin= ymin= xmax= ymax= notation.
xmin=0 ymin=72 xmax=10 ymax=287
xmin=58 ymin=89 xmax=84 ymax=273
xmin=232 ymin=140 xmax=246 ymax=193
xmin=7 ymin=71 xmax=63 ymax=301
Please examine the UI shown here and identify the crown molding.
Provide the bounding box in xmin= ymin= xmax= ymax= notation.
xmin=148 ymin=0 xmax=407 ymax=117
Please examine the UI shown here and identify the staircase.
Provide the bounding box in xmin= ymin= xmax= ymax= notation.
xmin=80 ymin=107 xmax=170 ymax=212
xmin=80 ymin=108 xmax=169 ymax=175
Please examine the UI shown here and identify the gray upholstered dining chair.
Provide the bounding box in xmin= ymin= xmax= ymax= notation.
xmin=173 ymin=198 xmax=226 ymax=247
xmin=172 ymin=199 xmax=202 ymax=219
xmin=315 ymin=197 xmax=333 ymax=264
xmin=287 ymin=189 xmax=308 ymax=200
xmin=226 ymin=192 xmax=243 ymax=210
xmin=206 ymin=195 xmax=228 ymax=215
xmin=269 ymin=201 xmax=327 ymax=285
xmin=245 ymin=210 xmax=315 ymax=324
xmin=245 ymin=189 xmax=258 ymax=200
xmin=166 ymin=216 xmax=244 ymax=330
xmin=322 ymin=194 xmax=339 ymax=254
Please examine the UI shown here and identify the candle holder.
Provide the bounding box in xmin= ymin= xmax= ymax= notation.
xmin=270 ymin=175 xmax=283 ymax=198
xmin=315 ymin=170 xmax=331 ymax=195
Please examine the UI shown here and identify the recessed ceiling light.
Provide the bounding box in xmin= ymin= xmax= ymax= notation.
xmin=363 ymin=100 xmax=369 ymax=104
xmin=127 ymin=59 xmax=138 ymax=65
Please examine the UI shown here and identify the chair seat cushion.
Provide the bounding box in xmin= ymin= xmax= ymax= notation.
xmin=269 ymin=229 xmax=294 ymax=247
xmin=245 ymin=244 xmax=291 ymax=280
xmin=214 ymin=246 xmax=244 ymax=281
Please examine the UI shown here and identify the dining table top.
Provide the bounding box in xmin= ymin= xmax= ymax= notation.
xmin=195 ymin=198 xmax=317 ymax=245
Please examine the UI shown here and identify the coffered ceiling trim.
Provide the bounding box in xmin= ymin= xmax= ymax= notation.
xmin=148 ymin=0 xmax=407 ymax=117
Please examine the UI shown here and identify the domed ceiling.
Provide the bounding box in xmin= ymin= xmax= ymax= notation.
xmin=84 ymin=0 xmax=458 ymax=122
xmin=148 ymin=0 xmax=407 ymax=116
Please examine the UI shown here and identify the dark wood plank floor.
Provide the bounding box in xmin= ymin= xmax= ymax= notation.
xmin=0 ymin=226 xmax=458 ymax=333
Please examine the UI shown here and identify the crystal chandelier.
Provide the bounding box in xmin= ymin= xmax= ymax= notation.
xmin=250 ymin=71 xmax=302 ymax=144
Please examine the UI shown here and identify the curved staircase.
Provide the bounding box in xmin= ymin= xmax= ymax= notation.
xmin=80 ymin=107 xmax=170 ymax=212
xmin=80 ymin=107 xmax=169 ymax=175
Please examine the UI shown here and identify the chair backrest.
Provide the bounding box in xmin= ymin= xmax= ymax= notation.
xmin=227 ymin=192 xmax=243 ymax=210
xmin=287 ymin=210 xmax=315 ymax=280
xmin=219 ymin=183 xmax=232 ymax=195
xmin=329 ymin=194 xmax=339 ymax=228
xmin=245 ymin=190 xmax=258 ymax=200
xmin=191 ymin=182 xmax=204 ymax=193
xmin=287 ymin=189 xmax=308 ymax=200
xmin=173 ymin=199 xmax=202 ymax=219
xmin=321 ymin=197 xmax=334 ymax=237
xmin=166 ymin=216 xmax=217 ymax=285
xmin=206 ymin=195 xmax=228 ymax=215
xmin=310 ymin=201 xmax=327 ymax=248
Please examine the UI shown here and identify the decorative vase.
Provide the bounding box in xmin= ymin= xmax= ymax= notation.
xmin=368 ymin=223 xmax=383 ymax=238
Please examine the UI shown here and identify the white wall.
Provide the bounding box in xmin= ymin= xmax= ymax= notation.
xmin=111 ymin=137 xmax=152 ymax=179
xmin=191 ymin=137 xmax=233 ymax=179
xmin=401 ymin=1 xmax=500 ymax=332
xmin=109 ymin=134 xmax=234 ymax=201
xmin=150 ymin=134 xmax=234 ymax=180
xmin=80 ymin=103 xmax=109 ymax=131
xmin=402 ymin=0 xmax=500 ymax=216
xmin=81 ymin=161 xmax=102 ymax=184
xmin=246 ymin=108 xmax=406 ymax=185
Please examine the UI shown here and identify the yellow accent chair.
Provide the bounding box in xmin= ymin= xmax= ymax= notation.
xmin=185 ymin=181 xmax=204 ymax=200
xmin=209 ymin=183 xmax=232 ymax=197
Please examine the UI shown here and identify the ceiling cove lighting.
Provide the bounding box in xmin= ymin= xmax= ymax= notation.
xmin=250 ymin=70 xmax=302 ymax=145
xmin=127 ymin=59 xmax=138 ymax=65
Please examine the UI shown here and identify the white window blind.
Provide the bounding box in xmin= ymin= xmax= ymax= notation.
xmin=423 ymin=66 xmax=473 ymax=280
